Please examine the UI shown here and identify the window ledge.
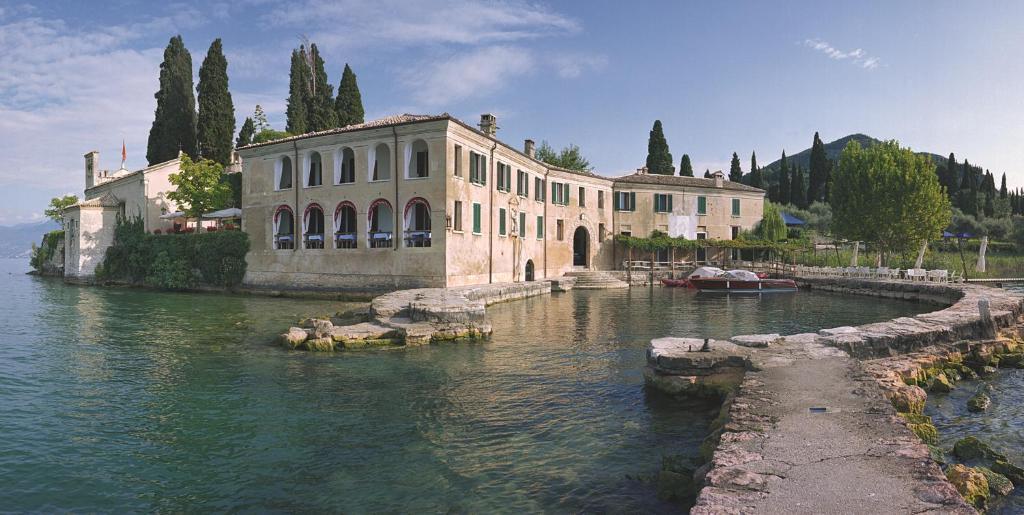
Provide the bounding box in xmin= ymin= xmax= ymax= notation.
xmin=335 ymin=181 xmax=356 ymax=186
xmin=368 ymin=178 xmax=391 ymax=183
xmin=304 ymin=184 xmax=324 ymax=189
xmin=405 ymin=176 xmax=430 ymax=181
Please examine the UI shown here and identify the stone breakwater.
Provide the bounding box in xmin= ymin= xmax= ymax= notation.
xmin=646 ymin=278 xmax=1024 ymax=513
xmin=280 ymin=281 xmax=551 ymax=350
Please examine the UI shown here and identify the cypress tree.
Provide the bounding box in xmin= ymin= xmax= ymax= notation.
xmin=942 ymin=152 xmax=959 ymax=200
xmin=808 ymin=132 xmax=828 ymax=203
xmin=305 ymin=44 xmax=337 ymax=131
xmin=236 ymin=117 xmax=255 ymax=147
xmin=679 ymin=154 xmax=694 ymax=176
xmin=147 ymin=35 xmax=197 ymax=165
xmin=196 ymin=39 xmax=235 ymax=165
xmin=778 ymin=151 xmax=791 ymax=205
xmin=704 ymin=169 xmax=712 ymax=178
xmin=728 ymin=152 xmax=742 ymax=182
xmin=645 ymin=120 xmax=674 ymax=174
xmin=286 ymin=47 xmax=311 ymax=135
xmin=1000 ymin=172 xmax=1008 ymax=198
xmin=334 ymin=63 xmax=365 ymax=126
xmin=750 ymin=151 xmax=758 ymax=184
xmin=791 ymin=165 xmax=807 ymax=208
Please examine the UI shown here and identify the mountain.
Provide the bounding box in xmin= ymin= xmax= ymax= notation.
xmin=0 ymin=220 xmax=60 ymax=259
xmin=760 ymin=133 xmax=947 ymax=178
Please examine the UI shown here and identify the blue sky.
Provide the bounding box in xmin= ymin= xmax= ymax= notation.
xmin=2 ymin=0 xmax=1023 ymax=224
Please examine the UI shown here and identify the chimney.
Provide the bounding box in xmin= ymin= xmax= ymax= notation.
xmin=85 ymin=150 xmax=99 ymax=189
xmin=479 ymin=113 xmax=498 ymax=136
xmin=636 ymin=166 xmax=649 ymax=175
xmin=712 ymin=170 xmax=725 ymax=188
xmin=524 ymin=139 xmax=535 ymax=158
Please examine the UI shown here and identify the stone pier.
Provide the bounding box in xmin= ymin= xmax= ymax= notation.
xmin=646 ymin=278 xmax=1024 ymax=513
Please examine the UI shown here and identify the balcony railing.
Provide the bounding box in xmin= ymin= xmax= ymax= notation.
xmin=369 ymin=231 xmax=393 ymax=249
xmin=405 ymin=230 xmax=432 ymax=248
xmin=304 ymin=233 xmax=325 ymax=249
xmin=334 ymin=231 xmax=357 ymax=249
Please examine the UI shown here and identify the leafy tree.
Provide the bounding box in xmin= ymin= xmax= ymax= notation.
xmin=755 ymin=202 xmax=787 ymax=242
xmin=236 ymin=117 xmax=255 ymax=147
xmin=305 ymin=44 xmax=337 ymax=131
xmin=196 ymin=39 xmax=235 ymax=166
xmin=334 ymin=63 xmax=365 ymax=126
xmin=808 ymin=132 xmax=828 ymax=203
xmin=147 ymin=35 xmax=197 ymax=165
xmin=45 ymin=195 xmax=79 ymax=228
xmin=536 ymin=141 xmax=591 ymax=171
xmin=252 ymin=129 xmax=292 ymax=144
xmin=790 ymin=165 xmax=807 ymax=209
xmin=253 ymin=104 xmax=270 ymax=133
xmin=831 ymin=140 xmax=951 ymax=259
xmin=645 ymin=120 xmax=673 ymax=174
xmin=286 ymin=47 xmax=311 ymax=135
xmin=778 ymin=151 xmax=791 ymax=205
xmin=167 ymin=155 xmax=232 ymax=228
xmin=728 ymin=152 xmax=742 ymax=182
xmin=679 ymin=154 xmax=694 ymax=176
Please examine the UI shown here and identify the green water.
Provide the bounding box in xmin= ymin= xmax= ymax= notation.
xmin=0 ymin=258 xmax=930 ymax=512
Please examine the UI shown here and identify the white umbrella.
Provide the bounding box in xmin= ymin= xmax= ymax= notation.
xmin=976 ymin=236 xmax=988 ymax=273
xmin=850 ymin=241 xmax=859 ymax=266
xmin=201 ymin=207 xmax=242 ymax=219
xmin=159 ymin=211 xmax=185 ymax=219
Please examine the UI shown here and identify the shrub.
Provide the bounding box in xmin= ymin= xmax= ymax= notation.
xmin=30 ymin=229 xmax=64 ymax=271
xmin=144 ymin=251 xmax=195 ymax=290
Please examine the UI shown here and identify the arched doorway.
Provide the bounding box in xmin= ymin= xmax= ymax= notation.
xmin=572 ymin=226 xmax=589 ymax=267
xmin=525 ymin=259 xmax=535 ymax=281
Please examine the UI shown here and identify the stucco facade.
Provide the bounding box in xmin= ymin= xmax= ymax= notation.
xmin=238 ymin=114 xmax=765 ymax=292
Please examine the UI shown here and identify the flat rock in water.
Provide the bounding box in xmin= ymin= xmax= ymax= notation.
xmin=730 ymin=334 xmax=783 ymax=348
xmin=819 ymin=326 xmax=859 ymax=336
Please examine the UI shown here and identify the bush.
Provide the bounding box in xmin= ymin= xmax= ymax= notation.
xmin=144 ymin=251 xmax=195 ymax=290
xmin=30 ymin=229 xmax=64 ymax=271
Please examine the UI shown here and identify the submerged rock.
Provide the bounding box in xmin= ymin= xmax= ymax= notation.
xmin=946 ymin=464 xmax=989 ymax=509
xmin=977 ymin=466 xmax=1014 ymax=496
xmin=967 ymin=391 xmax=991 ymax=412
xmin=730 ymin=334 xmax=783 ymax=348
xmin=981 ymin=366 xmax=998 ymax=377
xmin=993 ymin=460 xmax=1024 ymax=485
xmin=953 ymin=436 xmax=1007 ymax=463
xmin=999 ymin=352 xmax=1024 ymax=367
xmin=930 ymin=372 xmax=955 ymax=393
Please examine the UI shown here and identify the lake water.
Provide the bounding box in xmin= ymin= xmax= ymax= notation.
xmin=0 ymin=258 xmax=929 ymax=512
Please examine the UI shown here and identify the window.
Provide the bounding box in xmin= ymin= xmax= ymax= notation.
xmin=536 ymin=215 xmax=544 ymax=239
xmin=556 ymin=219 xmax=564 ymax=240
xmin=579 ymin=187 xmax=586 ymax=207
xmin=276 ymin=156 xmax=293 ymax=190
xmin=334 ymin=202 xmax=357 ymax=249
xmin=469 ymin=151 xmax=487 ymax=185
xmin=409 ymin=139 xmax=429 ymax=178
xmin=453 ymin=201 xmax=463 ymax=232
xmin=517 ymin=170 xmax=529 ymax=197
xmin=472 ymin=203 xmax=482 ymax=234
xmin=404 ymin=198 xmax=431 ymax=247
xmin=496 ymin=162 xmax=512 ymax=192
xmin=372 ymin=143 xmax=391 ymax=181
xmin=368 ymin=199 xmax=394 ymax=248
xmin=303 ymin=204 xmax=325 ymax=249
xmin=697 ymin=196 xmax=707 ymax=215
xmin=551 ymin=182 xmax=570 ymax=205
xmin=732 ymin=198 xmax=741 ymax=216
xmin=454 ymin=145 xmax=463 ymax=178
xmin=337 ymin=148 xmax=355 ymax=184
xmin=614 ymin=192 xmax=636 ymax=211
xmin=598 ymin=223 xmax=605 ymax=242
xmin=519 ymin=212 xmax=526 ymax=238
xmin=274 ymin=206 xmax=294 ymax=249
xmin=598 ymin=190 xmax=605 ymax=209
xmin=498 ymin=208 xmax=507 ymax=235
xmin=534 ymin=177 xmax=545 ymax=201
xmin=307 ymin=152 xmax=323 ymax=187
xmin=654 ymin=193 xmax=673 ymax=213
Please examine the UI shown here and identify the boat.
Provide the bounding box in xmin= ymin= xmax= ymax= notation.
xmin=688 ymin=269 xmax=798 ymax=293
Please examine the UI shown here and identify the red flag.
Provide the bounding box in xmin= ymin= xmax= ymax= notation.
xmin=121 ymin=140 xmax=127 ymax=163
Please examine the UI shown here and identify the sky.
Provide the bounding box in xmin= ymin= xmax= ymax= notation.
xmin=2 ymin=0 xmax=1023 ymax=225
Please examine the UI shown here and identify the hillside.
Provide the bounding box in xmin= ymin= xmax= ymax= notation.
xmin=0 ymin=220 xmax=60 ymax=259
xmin=760 ymin=134 xmax=947 ymax=177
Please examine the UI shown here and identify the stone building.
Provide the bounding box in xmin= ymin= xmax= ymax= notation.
xmin=237 ymin=114 xmax=765 ymax=291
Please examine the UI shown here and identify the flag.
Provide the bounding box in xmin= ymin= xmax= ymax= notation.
xmin=121 ymin=140 xmax=127 ymax=164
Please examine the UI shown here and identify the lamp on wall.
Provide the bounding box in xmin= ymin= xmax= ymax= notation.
xmin=445 ymin=214 xmax=452 ymax=231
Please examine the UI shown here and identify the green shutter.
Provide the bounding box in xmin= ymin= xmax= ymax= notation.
xmin=698 ymin=196 xmax=707 ymax=215
xmin=551 ymin=182 xmax=557 ymax=203
xmin=519 ymin=212 xmax=526 ymax=237
xmin=564 ymin=184 xmax=570 ymax=205
xmin=481 ymin=156 xmax=487 ymax=185
xmin=473 ymin=203 xmax=481 ymax=233
xmin=668 ymin=194 xmax=674 ymax=212
xmin=630 ymin=192 xmax=636 ymax=211
xmin=499 ymin=208 xmax=506 ymax=235
xmin=537 ymin=215 xmax=544 ymax=238
xmin=732 ymin=198 xmax=740 ymax=216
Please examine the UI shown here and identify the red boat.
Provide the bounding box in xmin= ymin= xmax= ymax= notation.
xmin=661 ymin=278 xmax=691 ymax=288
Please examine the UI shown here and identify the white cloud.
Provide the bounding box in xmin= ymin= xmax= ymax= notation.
xmin=401 ymin=46 xmax=534 ymax=107
xmin=803 ymin=38 xmax=880 ymax=70
xmin=550 ymin=53 xmax=608 ymax=79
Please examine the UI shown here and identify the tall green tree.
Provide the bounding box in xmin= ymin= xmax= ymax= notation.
xmin=167 ymin=155 xmax=232 ymax=227
xmin=808 ymin=132 xmax=829 ymax=203
xmin=236 ymin=117 xmax=255 ymax=147
xmin=704 ymin=169 xmax=712 ymax=178
xmin=940 ymin=152 xmax=959 ymax=200
xmin=748 ymin=151 xmax=760 ymax=186
xmin=536 ymin=141 xmax=591 ymax=171
xmin=196 ymin=39 xmax=235 ymax=165
xmin=147 ymin=35 xmax=197 ymax=165
xmin=645 ymin=120 xmax=673 ymax=174
xmin=305 ymin=44 xmax=337 ymax=131
xmin=1000 ymin=172 xmax=1008 ymax=198
xmin=831 ymin=140 xmax=951 ymax=259
xmin=679 ymin=154 xmax=694 ymax=176
xmin=791 ymin=165 xmax=807 ymax=209
xmin=334 ymin=63 xmax=365 ymax=126
xmin=253 ymin=104 xmax=270 ymax=132
xmin=778 ymin=151 xmax=791 ymax=205
xmin=756 ymin=203 xmax=787 ymax=242
xmin=286 ymin=47 xmax=311 ymax=135
xmin=45 ymin=195 xmax=79 ymax=229
xmin=728 ymin=152 xmax=742 ymax=182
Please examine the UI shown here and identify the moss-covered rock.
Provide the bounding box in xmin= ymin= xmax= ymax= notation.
xmin=657 ymin=469 xmax=696 ymax=501
xmin=967 ymin=392 xmax=991 ymax=412
xmin=304 ymin=337 xmax=336 ymax=352
xmin=930 ymin=372 xmax=955 ymax=393
xmin=953 ymin=436 xmax=1008 ymax=463
xmin=927 ymin=444 xmax=947 ymax=465
xmin=993 ymin=460 xmax=1024 ymax=485
xmin=981 ymin=366 xmax=998 ymax=377
xmin=945 ymin=464 xmax=989 ymax=509
xmin=999 ymin=352 xmax=1024 ymax=367
xmin=977 ymin=466 xmax=1014 ymax=496
xmin=280 ymin=327 xmax=310 ymax=349
xmin=889 ymin=385 xmax=927 ymax=414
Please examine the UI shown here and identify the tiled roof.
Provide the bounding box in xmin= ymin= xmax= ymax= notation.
xmin=612 ymin=173 xmax=766 ymax=193
xmin=73 ymin=192 xmax=121 ymax=208
xmin=237 ymin=114 xmax=449 ymax=150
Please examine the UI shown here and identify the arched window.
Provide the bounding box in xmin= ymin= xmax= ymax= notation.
xmin=372 ymin=143 xmax=391 ymax=181
xmin=307 ymin=152 xmax=323 ymax=187
xmin=336 ymin=147 xmax=355 ymax=184
xmin=275 ymin=156 xmax=293 ymax=190
xmin=334 ymin=201 xmax=358 ymax=249
xmin=407 ymin=139 xmax=429 ymax=178
xmin=303 ymin=204 xmax=325 ymax=249
xmin=404 ymin=197 xmax=432 ymax=247
xmin=368 ymin=199 xmax=394 ymax=248
xmin=273 ymin=205 xmax=294 ymax=249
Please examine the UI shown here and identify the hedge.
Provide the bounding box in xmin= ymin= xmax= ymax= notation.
xmin=30 ymin=229 xmax=64 ymax=272
xmin=99 ymin=216 xmax=249 ymax=289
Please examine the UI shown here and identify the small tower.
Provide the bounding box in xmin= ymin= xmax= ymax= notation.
xmin=85 ymin=151 xmax=99 ymax=189
xmin=479 ymin=113 xmax=498 ymax=136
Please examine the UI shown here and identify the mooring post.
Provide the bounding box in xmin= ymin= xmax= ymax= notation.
xmin=978 ymin=297 xmax=996 ymax=339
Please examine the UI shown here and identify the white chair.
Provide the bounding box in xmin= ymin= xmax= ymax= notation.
xmin=927 ymin=269 xmax=948 ymax=283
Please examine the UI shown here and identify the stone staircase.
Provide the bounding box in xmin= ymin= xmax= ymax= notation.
xmin=563 ymin=270 xmax=630 ymax=289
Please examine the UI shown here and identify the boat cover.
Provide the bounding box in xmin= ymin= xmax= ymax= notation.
xmin=688 ymin=266 xmax=725 ymax=279
xmin=724 ymin=270 xmax=760 ymax=281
